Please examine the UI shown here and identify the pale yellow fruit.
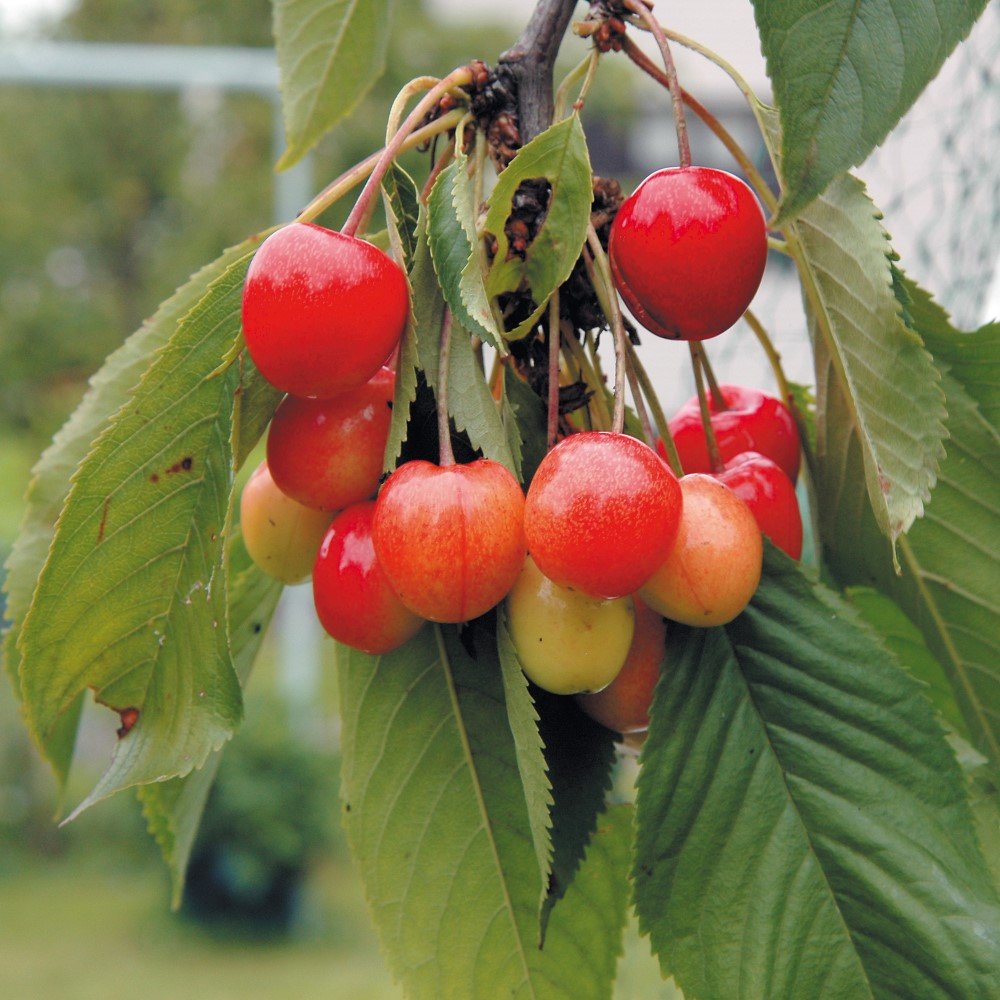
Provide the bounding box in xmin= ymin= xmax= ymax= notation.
xmin=240 ymin=461 xmax=332 ymax=584
xmin=506 ymin=556 xmax=635 ymax=695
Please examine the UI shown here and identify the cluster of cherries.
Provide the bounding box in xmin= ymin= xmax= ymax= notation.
xmin=238 ymin=163 xmax=803 ymax=738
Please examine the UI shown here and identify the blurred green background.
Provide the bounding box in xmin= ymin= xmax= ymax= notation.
xmin=0 ymin=1 xmax=684 ymax=996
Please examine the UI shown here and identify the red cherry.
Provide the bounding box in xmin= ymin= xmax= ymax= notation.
xmin=241 ymin=222 xmax=408 ymax=399
xmin=312 ymin=502 xmax=424 ymax=655
xmin=577 ymin=597 xmax=666 ymax=734
xmin=372 ymin=459 xmax=526 ymax=623
xmin=524 ymin=432 xmax=682 ymax=600
xmin=715 ymin=452 xmax=803 ymax=560
xmin=267 ymin=367 xmax=395 ymax=511
xmin=609 ymin=167 xmax=767 ymax=340
xmin=667 ymin=384 xmax=800 ymax=482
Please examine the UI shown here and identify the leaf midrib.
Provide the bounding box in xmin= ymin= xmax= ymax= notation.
xmin=435 ymin=624 xmax=537 ymax=999
xmin=731 ymin=631 xmax=877 ymax=999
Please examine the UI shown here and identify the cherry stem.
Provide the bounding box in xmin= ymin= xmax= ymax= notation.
xmin=421 ymin=141 xmax=456 ymax=203
xmin=696 ymin=342 xmax=726 ymax=410
xmin=341 ymin=67 xmax=474 ymax=238
xmin=620 ymin=35 xmax=778 ymax=215
xmin=564 ymin=330 xmax=611 ymax=430
xmin=295 ymin=108 xmax=466 ymax=224
xmin=625 ymin=339 xmax=683 ymax=476
xmin=689 ymin=342 xmax=724 ymax=474
xmin=554 ymin=47 xmax=601 ymax=121
xmin=622 ymin=0 xmax=691 ymax=169
xmin=625 ymin=359 xmax=656 ymax=447
xmin=585 ymin=224 xmax=627 ymax=434
xmin=437 ymin=309 xmax=456 ymax=467
xmin=743 ymin=309 xmax=791 ymax=405
xmin=546 ymin=290 xmax=561 ymax=450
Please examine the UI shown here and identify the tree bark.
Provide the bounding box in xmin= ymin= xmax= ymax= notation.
xmin=499 ymin=0 xmax=579 ymax=143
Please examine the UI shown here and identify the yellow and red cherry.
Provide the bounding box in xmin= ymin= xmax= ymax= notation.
xmin=609 ymin=167 xmax=767 ymax=341
xmin=715 ymin=452 xmax=803 ymax=560
xmin=312 ymin=501 xmax=424 ymax=655
xmin=577 ymin=597 xmax=666 ymax=734
xmin=667 ymin=384 xmax=800 ymax=482
xmin=524 ymin=431 xmax=682 ymax=600
xmin=506 ymin=556 xmax=635 ymax=696
xmin=241 ymin=222 xmax=408 ymax=399
xmin=640 ymin=474 xmax=762 ymax=626
xmin=372 ymin=458 xmax=526 ymax=623
xmin=239 ymin=461 xmax=332 ymax=585
xmin=266 ymin=367 xmax=395 ymax=512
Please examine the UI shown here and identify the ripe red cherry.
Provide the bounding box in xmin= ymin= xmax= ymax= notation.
xmin=715 ymin=452 xmax=803 ymax=560
xmin=577 ymin=597 xmax=666 ymax=734
xmin=667 ymin=384 xmax=800 ymax=482
xmin=267 ymin=367 xmax=395 ymax=511
xmin=609 ymin=167 xmax=767 ymax=340
xmin=312 ymin=501 xmax=424 ymax=655
xmin=640 ymin=474 xmax=762 ymax=626
xmin=372 ymin=459 xmax=526 ymax=623
xmin=524 ymin=432 xmax=682 ymax=600
xmin=241 ymin=222 xmax=408 ymax=399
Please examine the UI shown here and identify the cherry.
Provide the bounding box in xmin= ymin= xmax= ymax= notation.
xmin=505 ymin=556 xmax=635 ymax=696
xmin=667 ymin=384 xmax=800 ymax=482
xmin=266 ymin=367 xmax=395 ymax=512
xmin=372 ymin=459 xmax=526 ymax=623
xmin=640 ymin=474 xmax=762 ymax=626
xmin=524 ymin=432 xmax=682 ymax=600
xmin=239 ymin=461 xmax=332 ymax=584
xmin=715 ymin=452 xmax=803 ymax=560
xmin=241 ymin=222 xmax=408 ymax=399
xmin=609 ymin=167 xmax=767 ymax=341
xmin=312 ymin=502 xmax=424 ymax=655
xmin=577 ymin=597 xmax=666 ymax=734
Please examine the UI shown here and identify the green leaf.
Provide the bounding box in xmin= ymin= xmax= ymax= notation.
xmin=820 ymin=289 xmax=1000 ymax=762
xmin=534 ymin=687 xmax=617 ymax=941
xmin=635 ymin=548 xmax=1000 ymax=999
xmin=338 ymin=622 xmax=624 ymax=999
xmin=273 ymin=0 xmax=394 ymax=170
xmin=138 ymin=529 xmax=283 ymax=907
xmin=504 ymin=373 xmax=548 ymax=488
xmin=446 ymin=322 xmax=519 ymax=476
xmin=793 ymin=174 xmax=947 ymax=550
xmin=846 ymin=585 xmax=969 ymax=738
xmin=483 ymin=116 xmax=593 ymax=340
xmin=896 ymin=272 xmax=1000 ymax=430
xmin=427 ymin=152 xmax=505 ymax=352
xmin=497 ymin=608 xmax=553 ymax=913
xmin=786 ymin=379 xmax=816 ymax=456
xmin=382 ymin=161 xmax=421 ymax=271
xmin=752 ymin=0 xmax=990 ymax=220
xmin=538 ymin=801 xmax=633 ymax=989
xmin=2 ymin=237 xmax=265 ymax=793
xmin=19 ymin=252 xmax=255 ymax=814
xmin=383 ymin=208 xmax=438 ymax=472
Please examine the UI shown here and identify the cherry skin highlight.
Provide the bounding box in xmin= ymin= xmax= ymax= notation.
xmin=372 ymin=459 xmax=526 ymax=623
xmin=267 ymin=367 xmax=395 ymax=511
xmin=716 ymin=452 xmax=803 ymax=560
xmin=609 ymin=167 xmax=767 ymax=341
xmin=239 ymin=461 xmax=332 ymax=585
xmin=506 ymin=556 xmax=635 ymax=696
xmin=577 ymin=597 xmax=666 ymax=734
xmin=524 ymin=432 xmax=682 ymax=600
xmin=312 ymin=501 xmax=424 ymax=655
xmin=241 ymin=222 xmax=409 ymax=399
xmin=667 ymin=384 xmax=800 ymax=482
xmin=639 ymin=474 xmax=762 ymax=626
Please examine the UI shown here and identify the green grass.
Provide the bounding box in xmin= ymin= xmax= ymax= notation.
xmin=0 ymin=858 xmax=401 ymax=1000
xmin=0 ymin=851 xmax=682 ymax=999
